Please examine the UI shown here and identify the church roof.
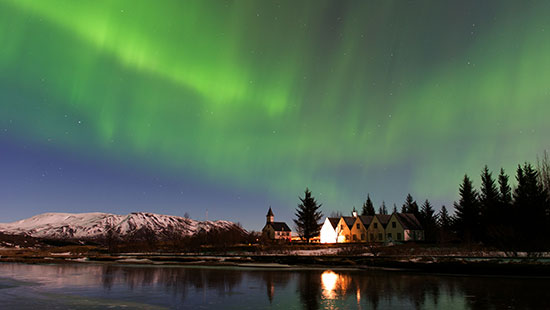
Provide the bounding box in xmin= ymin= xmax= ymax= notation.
xmin=268 ymin=222 xmax=291 ymax=232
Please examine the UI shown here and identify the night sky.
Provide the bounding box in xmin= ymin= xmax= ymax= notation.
xmin=1 ymin=0 xmax=549 ymax=230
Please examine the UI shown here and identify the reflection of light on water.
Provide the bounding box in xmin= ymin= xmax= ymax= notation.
xmin=321 ymin=271 xmax=338 ymax=299
xmin=321 ymin=271 xmax=357 ymax=304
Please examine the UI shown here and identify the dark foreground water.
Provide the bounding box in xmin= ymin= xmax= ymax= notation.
xmin=0 ymin=263 xmax=548 ymax=309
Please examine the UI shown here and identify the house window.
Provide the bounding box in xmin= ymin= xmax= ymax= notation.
xmin=387 ymin=233 xmax=392 ymax=239
xmin=392 ymin=221 xmax=396 ymax=228
xmin=374 ymin=223 xmax=378 ymax=228
xmin=378 ymin=233 xmax=382 ymax=240
xmin=345 ymin=235 xmax=350 ymax=241
xmin=353 ymin=234 xmax=357 ymax=241
xmin=341 ymin=224 xmax=344 ymax=230
xmin=356 ymin=223 xmax=360 ymax=229
xmin=370 ymin=234 xmax=374 ymax=241
xmin=397 ymin=233 xmax=402 ymax=240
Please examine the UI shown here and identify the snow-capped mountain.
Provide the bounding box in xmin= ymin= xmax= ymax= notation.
xmin=0 ymin=212 xmax=245 ymax=240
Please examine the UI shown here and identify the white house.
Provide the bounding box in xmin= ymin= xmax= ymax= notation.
xmin=320 ymin=217 xmax=340 ymax=243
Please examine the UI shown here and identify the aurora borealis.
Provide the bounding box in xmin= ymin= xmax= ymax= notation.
xmin=1 ymin=1 xmax=549 ymax=230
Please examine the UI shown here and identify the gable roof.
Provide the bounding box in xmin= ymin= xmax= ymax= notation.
xmin=269 ymin=222 xmax=291 ymax=232
xmin=395 ymin=213 xmax=423 ymax=230
xmin=375 ymin=214 xmax=392 ymax=227
xmin=327 ymin=217 xmax=340 ymax=229
xmin=359 ymin=215 xmax=373 ymax=226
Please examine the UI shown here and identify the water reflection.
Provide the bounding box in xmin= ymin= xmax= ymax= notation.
xmin=260 ymin=269 xmax=292 ymax=303
xmin=298 ymin=272 xmax=321 ymax=310
xmin=0 ymin=263 xmax=548 ymax=309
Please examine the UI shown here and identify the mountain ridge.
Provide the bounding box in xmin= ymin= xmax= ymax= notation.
xmin=0 ymin=212 xmax=245 ymax=240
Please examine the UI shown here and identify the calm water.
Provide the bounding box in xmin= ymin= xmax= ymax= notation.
xmin=0 ymin=262 xmax=547 ymax=309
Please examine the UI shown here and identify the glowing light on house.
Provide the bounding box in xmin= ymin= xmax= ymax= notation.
xmin=320 ymin=218 xmax=337 ymax=243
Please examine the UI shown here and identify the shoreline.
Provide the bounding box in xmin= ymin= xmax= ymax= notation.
xmin=2 ymin=250 xmax=550 ymax=277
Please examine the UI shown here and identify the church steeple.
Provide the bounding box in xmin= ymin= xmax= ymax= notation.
xmin=266 ymin=207 xmax=274 ymax=224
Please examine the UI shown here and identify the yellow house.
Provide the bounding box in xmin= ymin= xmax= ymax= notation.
xmin=320 ymin=211 xmax=424 ymax=244
xmin=349 ymin=215 xmax=373 ymax=242
xmin=386 ymin=213 xmax=424 ymax=242
xmin=367 ymin=214 xmax=391 ymax=242
xmin=336 ymin=216 xmax=355 ymax=243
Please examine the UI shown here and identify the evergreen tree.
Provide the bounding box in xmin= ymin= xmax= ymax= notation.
xmin=479 ymin=166 xmax=500 ymax=243
xmin=496 ymin=168 xmax=514 ymax=248
xmin=537 ymin=151 xmax=550 ymax=199
xmin=378 ymin=201 xmax=387 ymax=215
xmin=361 ymin=194 xmax=376 ymax=216
xmin=513 ymin=164 xmax=548 ymax=250
xmin=537 ymin=152 xmax=550 ymax=227
xmin=437 ymin=205 xmax=452 ymax=243
xmin=392 ymin=204 xmax=398 ymax=214
xmin=438 ymin=206 xmax=451 ymax=230
xmin=402 ymin=194 xmax=414 ymax=212
xmin=498 ymin=168 xmax=512 ymax=207
xmin=294 ymin=188 xmax=323 ymax=243
xmin=453 ymin=175 xmax=480 ymax=243
xmin=420 ymin=199 xmax=437 ymax=243
xmin=402 ymin=193 xmax=420 ymax=218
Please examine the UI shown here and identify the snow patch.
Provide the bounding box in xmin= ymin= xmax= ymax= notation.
xmin=0 ymin=212 xmax=244 ymax=240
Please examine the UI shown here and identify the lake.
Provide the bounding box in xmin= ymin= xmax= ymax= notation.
xmin=0 ymin=262 xmax=547 ymax=309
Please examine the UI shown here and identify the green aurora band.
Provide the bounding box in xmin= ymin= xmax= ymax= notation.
xmin=1 ymin=0 xmax=549 ymax=219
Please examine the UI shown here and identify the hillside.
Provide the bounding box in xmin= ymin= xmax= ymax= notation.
xmin=0 ymin=212 xmax=245 ymax=241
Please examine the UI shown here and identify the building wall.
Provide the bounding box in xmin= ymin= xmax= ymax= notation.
xmin=404 ymin=230 xmax=424 ymax=241
xmin=367 ymin=216 xmax=386 ymax=242
xmin=320 ymin=218 xmax=337 ymax=243
xmin=262 ymin=225 xmax=274 ymax=239
xmin=262 ymin=224 xmax=291 ymax=240
xmin=274 ymin=230 xmax=291 ymax=240
xmin=336 ymin=218 xmax=351 ymax=243
xmin=385 ymin=214 xmax=405 ymax=242
xmin=350 ymin=217 xmax=367 ymax=243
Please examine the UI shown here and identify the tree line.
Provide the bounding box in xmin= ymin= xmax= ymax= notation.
xmin=294 ymin=152 xmax=550 ymax=251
